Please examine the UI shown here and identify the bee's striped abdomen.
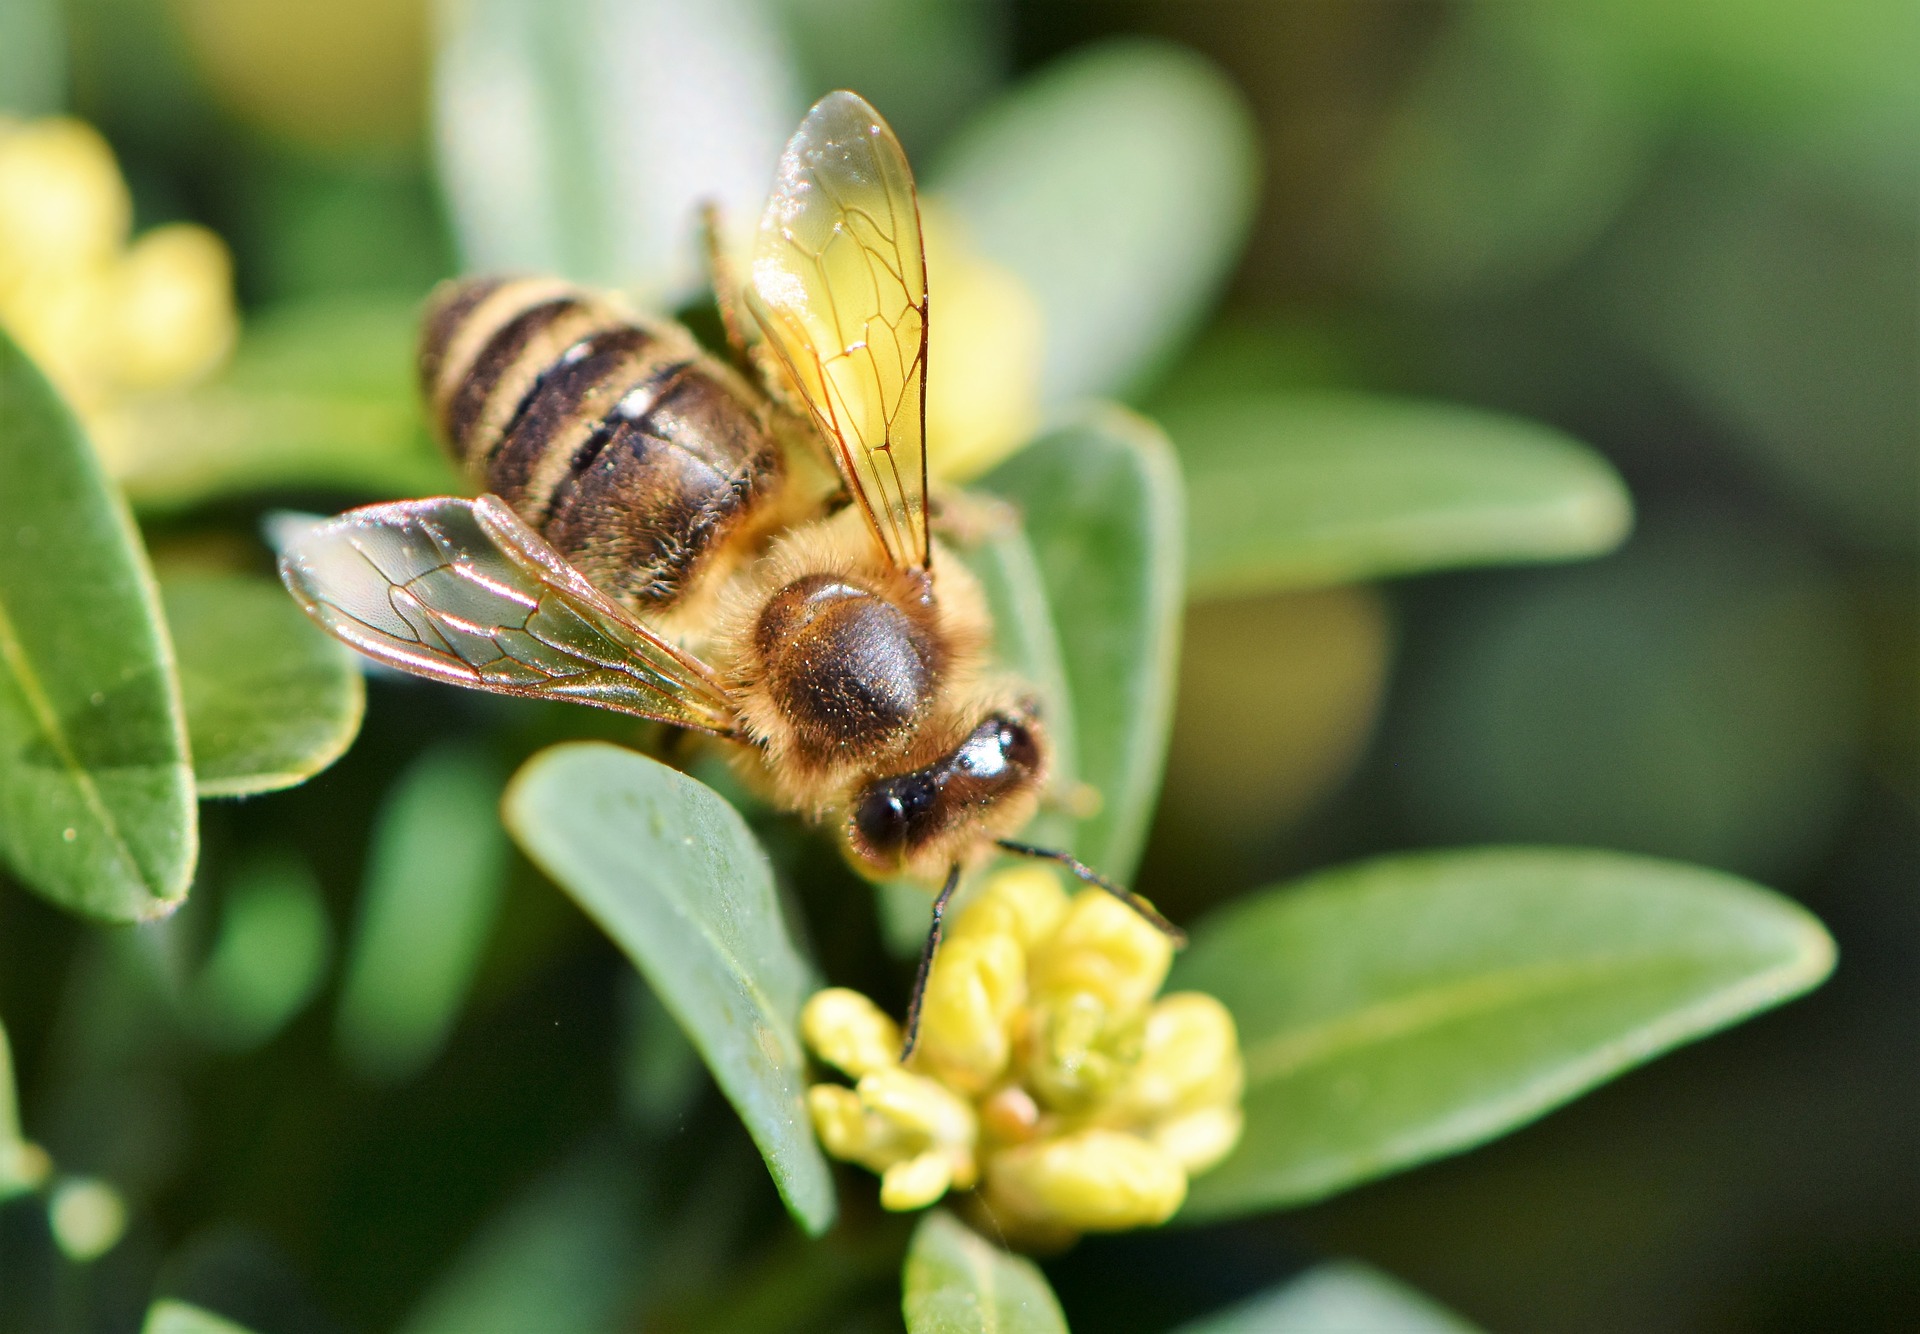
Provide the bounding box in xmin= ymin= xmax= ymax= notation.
xmin=418 ymin=277 xmax=783 ymax=614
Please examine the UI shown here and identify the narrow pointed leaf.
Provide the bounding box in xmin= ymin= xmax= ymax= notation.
xmin=503 ymin=742 xmax=834 ymax=1234
xmin=933 ymin=39 xmax=1260 ymax=403
xmin=337 ymin=745 xmax=509 ymax=1082
xmin=164 ymin=572 xmax=365 ymax=798
xmin=1163 ymin=391 xmax=1631 ymax=599
xmin=0 ymin=1019 xmax=49 ymax=1199
xmin=1173 ymin=848 xmax=1834 ymax=1218
xmin=400 ymin=1146 xmax=643 ymax=1334
xmin=903 ymin=1210 xmax=1068 ymax=1334
xmin=187 ymin=852 xmax=332 ymax=1051
xmin=141 ymin=1302 xmax=259 ymax=1334
xmin=0 ymin=327 xmax=195 ymax=920
xmin=434 ymin=0 xmax=798 ymax=304
xmin=1175 ymin=1261 xmax=1483 ymax=1334
xmin=982 ymin=407 xmax=1183 ymax=882
xmin=960 ymin=513 xmax=1080 ymax=842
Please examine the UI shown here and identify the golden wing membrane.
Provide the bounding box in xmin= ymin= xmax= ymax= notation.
xmin=278 ymin=496 xmax=741 ymax=736
xmin=747 ymin=90 xmax=931 ymax=572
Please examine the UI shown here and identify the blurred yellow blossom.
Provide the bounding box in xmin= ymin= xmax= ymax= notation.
xmin=921 ymin=203 xmax=1043 ymax=483
xmin=800 ymin=866 xmax=1243 ymax=1249
xmin=0 ymin=116 xmax=237 ymax=462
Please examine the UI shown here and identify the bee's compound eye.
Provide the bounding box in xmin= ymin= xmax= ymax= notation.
xmin=853 ymin=772 xmax=939 ymax=858
xmin=999 ymin=717 xmax=1040 ymax=772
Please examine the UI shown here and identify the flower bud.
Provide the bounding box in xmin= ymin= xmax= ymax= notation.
xmin=978 ymin=1084 xmax=1042 ymax=1146
xmin=805 ymin=1068 xmax=979 ymax=1209
xmin=1107 ymin=992 xmax=1244 ymax=1124
xmin=922 ymin=204 xmax=1042 ymax=483
xmin=802 ymin=988 xmax=901 ymax=1079
xmin=1028 ymin=890 xmax=1173 ymax=1017
xmin=881 ymin=1150 xmax=954 ymax=1211
xmin=808 ymin=1083 xmax=879 ymax=1164
xmin=1150 ymin=1104 xmax=1244 ymax=1175
xmin=1022 ymin=989 xmax=1144 ymax=1114
xmin=986 ymin=1129 xmax=1187 ymax=1232
xmin=107 ymin=224 xmax=237 ymax=390
xmin=913 ymin=933 xmax=1024 ymax=1095
xmin=857 ymin=1069 xmax=977 ymax=1167
xmin=949 ymin=865 xmax=1070 ymax=950
xmin=0 ymin=118 xmax=130 ymax=290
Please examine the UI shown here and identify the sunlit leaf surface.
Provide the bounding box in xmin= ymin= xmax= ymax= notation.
xmin=1174 ymin=847 xmax=1834 ymax=1218
xmin=0 ymin=327 xmax=195 ymax=920
xmin=902 ymin=1210 xmax=1068 ymax=1334
xmin=336 ymin=745 xmax=509 ymax=1082
xmin=933 ymin=39 xmax=1259 ymax=403
xmin=504 ymin=742 xmax=835 ymax=1234
xmin=1162 ymin=391 xmax=1631 ymax=598
xmin=163 ymin=571 xmax=364 ymax=798
xmin=434 ymin=0 xmax=797 ymax=303
xmin=982 ymin=408 xmax=1183 ymax=883
xmin=1174 ymin=1261 xmax=1483 ymax=1334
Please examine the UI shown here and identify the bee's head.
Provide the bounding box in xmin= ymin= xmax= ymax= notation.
xmin=844 ymin=702 xmax=1047 ymax=881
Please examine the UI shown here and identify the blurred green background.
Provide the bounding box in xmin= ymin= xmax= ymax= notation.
xmin=0 ymin=0 xmax=1913 ymax=1330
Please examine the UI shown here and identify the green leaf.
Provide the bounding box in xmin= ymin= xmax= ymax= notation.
xmin=503 ymin=742 xmax=835 ymax=1235
xmin=141 ymin=1301 xmax=259 ymax=1334
xmin=0 ymin=0 xmax=65 ymax=114
xmin=162 ymin=572 xmax=365 ymax=798
xmin=982 ymin=407 xmax=1183 ymax=882
xmin=933 ymin=39 xmax=1260 ymax=403
xmin=0 ymin=325 xmax=195 ymax=920
xmin=1174 ymin=1261 xmax=1483 ymax=1334
xmin=959 ymin=511 xmax=1080 ymax=846
xmin=902 ymin=1210 xmax=1068 ymax=1334
xmin=1164 ymin=391 xmax=1632 ymax=599
xmin=433 ymin=0 xmax=798 ymax=304
xmin=1173 ymin=847 xmax=1835 ymax=1219
xmin=186 ymin=852 xmax=332 ymax=1051
xmin=115 ymin=296 xmax=457 ymax=513
xmin=400 ymin=1146 xmax=642 ymax=1334
xmin=0 ymin=1018 xmax=49 ymax=1199
xmin=337 ymin=745 xmax=510 ymax=1083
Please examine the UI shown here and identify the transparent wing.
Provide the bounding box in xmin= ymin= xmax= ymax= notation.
xmin=747 ymin=90 xmax=930 ymax=572
xmin=277 ymin=496 xmax=741 ymax=736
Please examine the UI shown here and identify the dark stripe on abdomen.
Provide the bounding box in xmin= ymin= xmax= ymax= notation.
xmin=542 ymin=366 xmax=778 ymax=610
xmin=416 ymin=277 xmax=503 ymax=406
xmin=483 ymin=327 xmax=679 ymax=519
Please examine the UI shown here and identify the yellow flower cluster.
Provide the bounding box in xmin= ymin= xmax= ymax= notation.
xmin=0 ymin=117 xmax=237 ymax=442
xmin=803 ymin=866 xmax=1243 ymax=1248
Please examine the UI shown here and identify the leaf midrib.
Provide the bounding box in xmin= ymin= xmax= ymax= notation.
xmin=1239 ymin=952 xmax=1716 ymax=1086
xmin=0 ymin=583 xmax=144 ymax=888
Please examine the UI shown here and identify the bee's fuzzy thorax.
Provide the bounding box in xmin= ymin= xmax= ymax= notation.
xmin=708 ymin=505 xmax=992 ymax=816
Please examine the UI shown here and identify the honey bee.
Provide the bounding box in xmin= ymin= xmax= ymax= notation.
xmin=279 ymin=91 xmax=1179 ymax=1050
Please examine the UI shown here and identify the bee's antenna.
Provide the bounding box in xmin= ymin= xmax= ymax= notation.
xmin=900 ymin=862 xmax=963 ymax=1062
xmin=994 ymin=840 xmax=1187 ymax=947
